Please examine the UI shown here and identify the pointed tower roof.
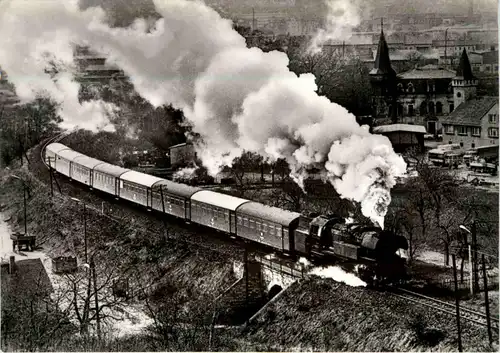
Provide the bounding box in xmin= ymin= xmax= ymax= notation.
xmin=370 ymin=24 xmax=396 ymax=77
xmin=455 ymin=49 xmax=475 ymax=80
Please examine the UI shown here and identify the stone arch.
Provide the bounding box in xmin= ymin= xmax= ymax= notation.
xmin=268 ymin=284 xmax=283 ymax=300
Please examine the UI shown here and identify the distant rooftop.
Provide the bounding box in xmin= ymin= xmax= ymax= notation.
xmin=373 ymin=124 xmax=427 ymax=134
xmin=398 ymin=65 xmax=456 ymax=79
xmin=441 ymin=96 xmax=498 ymax=126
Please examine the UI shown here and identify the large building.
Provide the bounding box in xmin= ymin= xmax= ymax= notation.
xmin=369 ymin=24 xmax=497 ymax=136
xmin=73 ymin=45 xmax=126 ymax=84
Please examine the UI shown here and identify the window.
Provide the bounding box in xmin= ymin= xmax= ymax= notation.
xmin=407 ymin=83 xmax=414 ymax=93
xmin=397 ymin=104 xmax=404 ymax=117
xmin=436 ymin=102 xmax=443 ymax=115
xmin=458 ymin=126 xmax=467 ymax=135
xmin=450 ymin=103 xmax=454 ymax=112
xmin=472 ymin=127 xmax=481 ymax=136
xmin=471 ymin=143 xmax=475 ymax=148
xmin=428 ymin=101 xmax=435 ymax=115
xmin=408 ymin=105 xmax=414 ymax=116
xmin=456 ymin=92 xmax=462 ymax=98
xmin=488 ymin=114 xmax=498 ymax=123
xmin=445 ymin=125 xmax=454 ymax=134
xmin=420 ymin=102 xmax=427 ymax=115
xmin=397 ymin=83 xmax=404 ymax=93
xmin=488 ymin=128 xmax=499 ymax=137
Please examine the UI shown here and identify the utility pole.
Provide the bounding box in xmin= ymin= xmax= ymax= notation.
xmin=252 ymin=8 xmax=256 ymax=33
xmin=481 ymin=254 xmax=493 ymax=344
xmin=48 ymin=158 xmax=54 ymax=197
xmin=11 ymin=175 xmax=28 ymax=235
xmin=244 ymin=246 xmax=249 ymax=306
xmin=452 ymin=254 xmax=463 ymax=352
xmin=91 ymin=257 xmax=101 ymax=341
xmin=444 ymin=28 xmax=449 ymax=69
xmin=472 ymin=218 xmax=479 ymax=293
xmin=23 ymin=184 xmax=27 ymax=236
xmin=84 ymin=203 xmax=87 ymax=264
xmin=72 ymin=198 xmax=88 ymax=264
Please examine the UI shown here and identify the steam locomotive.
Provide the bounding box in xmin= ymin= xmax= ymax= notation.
xmin=46 ymin=142 xmax=408 ymax=285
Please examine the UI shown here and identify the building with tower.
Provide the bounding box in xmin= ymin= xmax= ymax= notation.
xmin=369 ymin=23 xmax=398 ymax=123
xmin=369 ymin=23 xmax=496 ymax=137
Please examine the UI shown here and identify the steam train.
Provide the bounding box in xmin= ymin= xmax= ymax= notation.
xmin=46 ymin=143 xmax=409 ymax=285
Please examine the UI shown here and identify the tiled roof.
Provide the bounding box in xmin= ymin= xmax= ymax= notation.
xmin=373 ymin=124 xmax=427 ymax=134
xmin=441 ymin=97 xmax=498 ymax=126
xmin=398 ymin=65 xmax=456 ymax=79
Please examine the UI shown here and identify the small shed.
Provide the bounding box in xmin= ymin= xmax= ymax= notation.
xmin=373 ymin=124 xmax=426 ymax=153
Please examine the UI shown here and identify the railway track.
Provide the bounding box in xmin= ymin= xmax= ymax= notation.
xmin=390 ymin=287 xmax=499 ymax=333
xmin=40 ymin=132 xmax=71 ymax=169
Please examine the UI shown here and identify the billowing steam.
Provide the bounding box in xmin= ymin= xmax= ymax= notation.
xmin=309 ymin=266 xmax=367 ymax=287
xmin=0 ymin=0 xmax=117 ymax=132
xmin=308 ymin=0 xmax=362 ymax=54
xmin=0 ymin=0 xmax=406 ymax=225
xmin=298 ymin=258 xmax=366 ymax=287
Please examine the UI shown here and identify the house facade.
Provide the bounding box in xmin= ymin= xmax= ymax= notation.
xmin=369 ymin=27 xmax=490 ymax=136
xmin=440 ymin=96 xmax=499 ymax=149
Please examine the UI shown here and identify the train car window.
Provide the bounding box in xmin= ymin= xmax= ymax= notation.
xmin=262 ymin=223 xmax=268 ymax=233
xmin=237 ymin=217 xmax=242 ymax=225
xmin=224 ymin=212 xmax=229 ymax=221
xmin=255 ymin=221 xmax=261 ymax=231
xmin=249 ymin=219 xmax=255 ymax=229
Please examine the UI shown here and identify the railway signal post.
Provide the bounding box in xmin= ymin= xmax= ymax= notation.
xmin=452 ymin=254 xmax=463 ymax=352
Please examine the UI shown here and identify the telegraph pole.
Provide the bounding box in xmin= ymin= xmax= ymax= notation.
xmin=444 ymin=28 xmax=449 ymax=69
xmin=472 ymin=218 xmax=479 ymax=293
xmin=83 ymin=203 xmax=87 ymax=264
xmin=452 ymin=255 xmax=463 ymax=352
xmin=48 ymin=158 xmax=54 ymax=197
xmin=91 ymin=257 xmax=101 ymax=341
xmin=481 ymin=254 xmax=493 ymax=344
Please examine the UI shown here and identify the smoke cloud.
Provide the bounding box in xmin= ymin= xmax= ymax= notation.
xmin=0 ymin=0 xmax=406 ymax=225
xmin=0 ymin=0 xmax=117 ymax=132
xmin=308 ymin=0 xmax=362 ymax=54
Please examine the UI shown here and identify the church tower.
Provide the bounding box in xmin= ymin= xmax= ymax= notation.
xmin=452 ymin=49 xmax=477 ymax=108
xmin=370 ymin=21 xmax=398 ymax=122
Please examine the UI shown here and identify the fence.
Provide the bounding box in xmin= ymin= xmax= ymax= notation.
xmin=429 ymin=273 xmax=499 ymax=293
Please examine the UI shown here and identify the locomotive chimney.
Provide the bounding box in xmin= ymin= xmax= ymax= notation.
xmin=9 ymin=255 xmax=15 ymax=275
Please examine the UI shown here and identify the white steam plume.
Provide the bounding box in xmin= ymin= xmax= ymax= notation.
xmin=310 ymin=266 xmax=367 ymax=287
xmin=307 ymin=0 xmax=361 ymax=54
xmin=0 ymin=0 xmax=118 ymax=132
xmin=0 ymin=0 xmax=406 ymax=225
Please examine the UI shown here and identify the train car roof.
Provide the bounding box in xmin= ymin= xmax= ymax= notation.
xmin=73 ymin=155 xmax=105 ymax=170
xmin=161 ymin=181 xmax=201 ymax=199
xmin=46 ymin=143 xmax=71 ymax=154
xmin=93 ymin=163 xmax=130 ymax=178
xmin=57 ymin=149 xmax=86 ymax=161
xmin=191 ymin=190 xmax=250 ymax=211
xmin=237 ymin=202 xmax=301 ymax=226
xmin=119 ymin=170 xmax=168 ymax=188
